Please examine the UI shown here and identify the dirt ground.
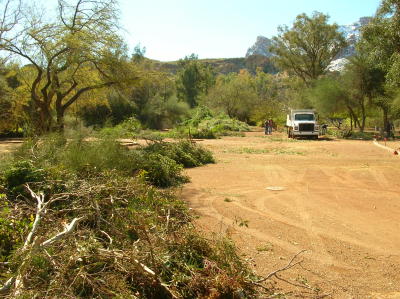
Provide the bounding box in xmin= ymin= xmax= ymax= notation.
xmin=180 ymin=130 xmax=400 ymax=299
xmin=0 ymin=139 xmax=23 ymax=155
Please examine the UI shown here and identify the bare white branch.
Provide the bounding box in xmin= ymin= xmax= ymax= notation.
xmin=23 ymin=184 xmax=45 ymax=247
xmin=40 ymin=217 xmax=84 ymax=247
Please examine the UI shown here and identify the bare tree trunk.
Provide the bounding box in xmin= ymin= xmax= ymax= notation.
xmin=383 ymin=107 xmax=388 ymax=135
xmin=350 ymin=114 xmax=353 ymax=131
xmin=360 ymin=100 xmax=366 ymax=133
xmin=55 ymin=107 xmax=65 ymax=133
xmin=31 ymin=100 xmax=53 ymax=135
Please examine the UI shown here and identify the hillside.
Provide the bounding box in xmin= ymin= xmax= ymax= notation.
xmin=151 ymin=54 xmax=278 ymax=75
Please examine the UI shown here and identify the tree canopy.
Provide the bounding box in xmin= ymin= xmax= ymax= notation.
xmin=270 ymin=12 xmax=347 ymax=85
xmin=0 ymin=0 xmax=137 ymax=133
xmin=176 ymin=54 xmax=215 ymax=108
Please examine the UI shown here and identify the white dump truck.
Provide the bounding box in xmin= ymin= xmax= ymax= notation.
xmin=286 ymin=109 xmax=319 ymax=139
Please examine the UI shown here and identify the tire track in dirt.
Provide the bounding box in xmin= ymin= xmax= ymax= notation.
xmin=182 ymin=134 xmax=400 ymax=298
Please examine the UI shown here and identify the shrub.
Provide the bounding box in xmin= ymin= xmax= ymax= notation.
xmin=174 ymin=107 xmax=250 ymax=139
xmin=344 ymin=131 xmax=374 ymax=140
xmin=144 ymin=141 xmax=215 ymax=168
xmin=96 ymin=117 xmax=141 ymax=138
xmin=0 ymin=197 xmax=32 ymax=260
xmin=12 ymin=134 xmax=214 ymax=188
xmin=141 ymin=153 xmax=189 ymax=187
xmin=327 ymin=129 xmax=374 ymax=140
xmin=2 ymin=161 xmax=46 ymax=195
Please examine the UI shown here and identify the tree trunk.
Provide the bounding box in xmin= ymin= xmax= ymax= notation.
xmin=350 ymin=114 xmax=353 ymax=131
xmin=360 ymin=100 xmax=366 ymax=133
xmin=382 ymin=107 xmax=388 ymax=135
xmin=55 ymin=107 xmax=66 ymax=133
xmin=346 ymin=106 xmax=359 ymax=131
xmin=31 ymin=100 xmax=53 ymax=135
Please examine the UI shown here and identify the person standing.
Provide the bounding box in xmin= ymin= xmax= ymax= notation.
xmin=321 ymin=124 xmax=328 ymax=135
xmin=264 ymin=119 xmax=269 ymax=135
xmin=268 ymin=119 xmax=273 ymax=135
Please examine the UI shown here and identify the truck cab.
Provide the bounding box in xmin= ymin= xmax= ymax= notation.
xmin=286 ymin=109 xmax=319 ymax=139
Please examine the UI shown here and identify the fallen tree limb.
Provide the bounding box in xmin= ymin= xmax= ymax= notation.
xmin=0 ymin=277 xmax=16 ymax=294
xmin=0 ymin=186 xmax=83 ymax=295
xmin=24 ymin=185 xmax=46 ymax=248
xmin=97 ymin=248 xmax=178 ymax=298
xmin=257 ymin=250 xmax=307 ymax=284
xmin=40 ymin=217 xmax=83 ymax=247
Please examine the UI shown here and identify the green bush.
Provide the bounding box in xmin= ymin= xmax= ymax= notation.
xmin=11 ymin=134 xmax=214 ymax=188
xmin=96 ymin=117 xmax=141 ymax=138
xmin=141 ymin=153 xmax=189 ymax=187
xmin=2 ymin=161 xmax=46 ymax=194
xmin=59 ymin=138 xmax=133 ymax=175
xmin=327 ymin=129 xmax=374 ymax=140
xmin=144 ymin=141 xmax=215 ymax=168
xmin=0 ymin=199 xmax=31 ymax=260
xmin=191 ymin=128 xmax=218 ymax=139
xmin=173 ymin=107 xmax=250 ymax=139
xmin=344 ymin=131 xmax=375 ymax=140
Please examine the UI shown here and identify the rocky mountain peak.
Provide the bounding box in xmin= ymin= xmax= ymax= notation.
xmin=245 ymin=36 xmax=274 ymax=58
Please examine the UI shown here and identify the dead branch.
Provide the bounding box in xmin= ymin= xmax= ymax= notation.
xmin=275 ymin=273 xmax=313 ymax=290
xmin=24 ymin=185 xmax=46 ymax=247
xmin=257 ymin=250 xmax=307 ymax=284
xmin=97 ymin=248 xmax=178 ymax=299
xmin=0 ymin=186 xmax=83 ymax=295
xmin=100 ymin=230 xmax=113 ymax=246
xmin=0 ymin=277 xmax=16 ymax=294
xmin=166 ymin=208 xmax=171 ymax=230
xmin=40 ymin=217 xmax=83 ymax=247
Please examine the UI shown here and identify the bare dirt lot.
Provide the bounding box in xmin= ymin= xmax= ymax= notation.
xmin=181 ymin=130 xmax=400 ymax=299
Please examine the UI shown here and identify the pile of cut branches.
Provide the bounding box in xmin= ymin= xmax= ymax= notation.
xmin=0 ymin=171 xmax=260 ymax=297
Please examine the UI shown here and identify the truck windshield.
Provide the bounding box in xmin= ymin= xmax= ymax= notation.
xmin=294 ymin=114 xmax=314 ymax=121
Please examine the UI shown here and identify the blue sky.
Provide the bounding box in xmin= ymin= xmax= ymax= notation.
xmin=120 ymin=0 xmax=381 ymax=61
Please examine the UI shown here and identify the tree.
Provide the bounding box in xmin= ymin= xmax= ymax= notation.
xmin=308 ymin=76 xmax=360 ymax=130
xmin=129 ymin=70 xmax=189 ymax=129
xmin=346 ymin=54 xmax=386 ymax=131
xmin=0 ymin=0 xmax=137 ymax=133
xmin=205 ymin=70 xmax=257 ymax=122
xmin=270 ymin=12 xmax=347 ymax=85
xmin=360 ymin=0 xmax=400 ymax=126
xmin=362 ymin=0 xmax=400 ymax=90
xmin=0 ymin=62 xmax=26 ymax=133
xmin=176 ymin=54 xmax=215 ymax=108
xmin=250 ymin=69 xmax=287 ymax=124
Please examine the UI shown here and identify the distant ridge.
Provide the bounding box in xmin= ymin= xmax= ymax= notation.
xmin=152 ymin=55 xmax=278 ymax=75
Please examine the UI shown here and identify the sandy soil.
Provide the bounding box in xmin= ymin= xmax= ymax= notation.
xmin=0 ymin=139 xmax=23 ymax=155
xmin=180 ymin=130 xmax=400 ymax=299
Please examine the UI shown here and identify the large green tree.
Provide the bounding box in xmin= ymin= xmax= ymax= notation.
xmin=204 ymin=70 xmax=257 ymax=122
xmin=0 ymin=0 xmax=137 ymax=133
xmin=362 ymin=0 xmax=400 ymax=90
xmin=360 ymin=0 xmax=400 ymax=127
xmin=270 ymin=12 xmax=347 ymax=85
xmin=309 ymin=76 xmax=362 ymax=130
xmin=176 ymin=54 xmax=215 ymax=108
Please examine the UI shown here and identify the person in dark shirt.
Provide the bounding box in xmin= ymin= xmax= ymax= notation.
xmin=321 ymin=124 xmax=328 ymax=135
xmin=264 ymin=119 xmax=269 ymax=135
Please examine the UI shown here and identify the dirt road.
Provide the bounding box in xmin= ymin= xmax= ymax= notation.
xmin=181 ymin=131 xmax=400 ymax=299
